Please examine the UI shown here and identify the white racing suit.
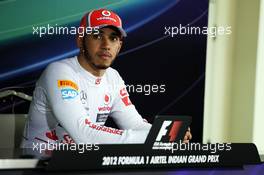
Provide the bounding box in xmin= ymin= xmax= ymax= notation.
xmin=21 ymin=56 xmax=151 ymax=149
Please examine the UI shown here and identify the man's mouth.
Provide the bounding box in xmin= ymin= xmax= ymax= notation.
xmin=97 ymin=52 xmax=112 ymax=60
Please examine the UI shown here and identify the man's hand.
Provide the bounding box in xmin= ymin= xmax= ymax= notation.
xmin=183 ymin=127 xmax=192 ymax=143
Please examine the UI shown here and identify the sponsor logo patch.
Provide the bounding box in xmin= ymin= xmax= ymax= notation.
xmin=58 ymin=80 xmax=79 ymax=90
xmin=58 ymin=80 xmax=79 ymax=99
xmin=98 ymin=106 xmax=112 ymax=112
xmin=104 ymin=93 xmax=111 ymax=105
xmin=85 ymin=118 xmax=123 ymax=135
xmin=80 ymin=90 xmax=87 ymax=104
xmin=120 ymin=87 xmax=128 ymax=97
xmin=95 ymin=78 xmax=101 ymax=85
xmin=61 ymin=88 xmax=78 ymax=99
xmin=119 ymin=87 xmax=132 ymax=106
xmin=96 ymin=113 xmax=109 ymax=122
xmin=45 ymin=130 xmax=58 ymax=141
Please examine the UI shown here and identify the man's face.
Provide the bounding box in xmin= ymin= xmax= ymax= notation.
xmin=81 ymin=27 xmax=123 ymax=70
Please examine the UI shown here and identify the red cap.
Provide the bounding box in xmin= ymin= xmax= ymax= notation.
xmin=80 ymin=9 xmax=127 ymax=37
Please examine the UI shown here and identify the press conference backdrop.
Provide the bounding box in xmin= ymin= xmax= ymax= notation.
xmin=0 ymin=0 xmax=208 ymax=142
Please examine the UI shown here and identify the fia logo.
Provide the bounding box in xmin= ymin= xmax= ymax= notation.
xmin=155 ymin=120 xmax=182 ymax=142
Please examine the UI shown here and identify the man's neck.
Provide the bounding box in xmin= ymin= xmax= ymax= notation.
xmin=77 ymin=55 xmax=105 ymax=77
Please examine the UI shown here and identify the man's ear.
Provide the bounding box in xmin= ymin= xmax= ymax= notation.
xmin=117 ymin=40 xmax=123 ymax=53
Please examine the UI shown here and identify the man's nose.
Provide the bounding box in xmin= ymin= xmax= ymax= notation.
xmin=101 ymin=37 xmax=110 ymax=50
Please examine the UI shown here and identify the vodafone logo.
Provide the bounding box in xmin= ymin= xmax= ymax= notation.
xmin=104 ymin=93 xmax=111 ymax=105
xmin=102 ymin=10 xmax=111 ymax=17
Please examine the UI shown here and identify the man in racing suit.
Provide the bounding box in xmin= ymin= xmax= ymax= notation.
xmin=21 ymin=9 xmax=192 ymax=148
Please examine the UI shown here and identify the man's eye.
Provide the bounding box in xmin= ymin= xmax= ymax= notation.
xmin=110 ymin=36 xmax=119 ymax=41
xmin=92 ymin=34 xmax=102 ymax=40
